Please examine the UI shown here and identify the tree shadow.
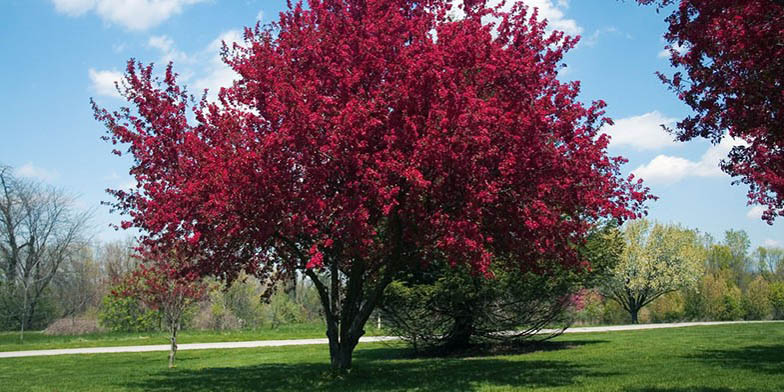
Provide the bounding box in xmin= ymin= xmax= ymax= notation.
xmin=124 ymin=343 xmax=615 ymax=391
xmin=626 ymin=388 xmax=760 ymax=392
xmin=685 ymin=344 xmax=784 ymax=375
xmin=357 ymin=339 xmax=607 ymax=360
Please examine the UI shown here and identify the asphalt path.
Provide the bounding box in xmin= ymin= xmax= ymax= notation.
xmin=1 ymin=320 xmax=780 ymax=359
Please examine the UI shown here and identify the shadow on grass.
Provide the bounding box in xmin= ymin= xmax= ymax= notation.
xmin=358 ymin=339 xmax=608 ymax=360
xmin=126 ymin=342 xmax=614 ymax=391
xmin=626 ymin=388 xmax=760 ymax=392
xmin=686 ymin=344 xmax=784 ymax=375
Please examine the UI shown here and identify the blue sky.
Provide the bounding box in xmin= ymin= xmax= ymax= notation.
xmin=0 ymin=0 xmax=781 ymax=249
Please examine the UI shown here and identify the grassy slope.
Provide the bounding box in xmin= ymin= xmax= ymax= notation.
xmin=0 ymin=323 xmax=782 ymax=391
xmin=0 ymin=323 xmax=379 ymax=352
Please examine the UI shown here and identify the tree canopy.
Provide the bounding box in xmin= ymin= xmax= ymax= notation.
xmin=603 ymin=219 xmax=704 ymax=323
xmin=94 ymin=0 xmax=651 ymax=370
xmin=639 ymin=0 xmax=784 ymax=222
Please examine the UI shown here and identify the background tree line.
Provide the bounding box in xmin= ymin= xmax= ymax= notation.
xmin=573 ymin=225 xmax=784 ymax=325
xmin=2 ymin=163 xmax=782 ymax=341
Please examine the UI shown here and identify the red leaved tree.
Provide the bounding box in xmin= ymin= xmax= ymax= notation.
xmin=639 ymin=0 xmax=784 ymax=222
xmin=120 ymin=248 xmax=207 ymax=368
xmin=94 ymin=0 xmax=651 ymax=371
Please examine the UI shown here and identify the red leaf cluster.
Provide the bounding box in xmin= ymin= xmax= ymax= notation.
xmin=121 ymin=247 xmax=207 ymax=317
xmin=640 ymin=0 xmax=784 ymax=223
xmin=95 ymin=0 xmax=652 ymax=284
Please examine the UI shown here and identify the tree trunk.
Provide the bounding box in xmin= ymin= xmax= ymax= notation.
xmin=19 ymin=284 xmax=27 ymax=342
xmin=322 ymin=309 xmax=365 ymax=373
xmin=306 ymin=264 xmax=392 ymax=374
xmin=446 ymin=310 xmax=474 ymax=350
xmin=329 ymin=332 xmax=360 ymax=372
xmin=630 ymin=308 xmax=639 ymax=324
xmin=168 ymin=324 xmax=178 ymax=368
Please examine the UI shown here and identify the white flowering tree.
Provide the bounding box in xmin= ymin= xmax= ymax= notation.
xmin=603 ymin=219 xmax=704 ymax=324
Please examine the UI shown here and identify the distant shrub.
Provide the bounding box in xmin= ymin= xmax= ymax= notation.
xmin=685 ymin=272 xmax=744 ymax=321
xmin=720 ymin=286 xmax=744 ymax=321
xmin=649 ymin=291 xmax=686 ymax=323
xmin=98 ymin=281 xmax=160 ymax=332
xmin=742 ymin=276 xmax=772 ymax=320
xmin=43 ymin=317 xmax=106 ymax=336
xmin=262 ymin=290 xmax=306 ymax=328
xmin=769 ymin=282 xmax=784 ymax=319
xmin=191 ymin=301 xmax=243 ymax=330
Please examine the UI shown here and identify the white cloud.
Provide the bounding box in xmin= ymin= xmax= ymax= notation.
xmin=256 ymin=10 xmax=264 ymax=22
xmin=583 ymin=26 xmax=620 ymax=47
xmin=449 ymin=0 xmax=582 ymax=36
xmin=747 ymin=205 xmax=766 ymax=220
xmin=658 ymin=42 xmax=687 ymax=59
xmin=632 ymin=136 xmax=748 ymax=184
xmin=88 ymin=68 xmax=123 ymax=98
xmin=523 ymin=0 xmax=581 ymax=36
xmin=193 ymin=30 xmax=243 ymax=101
xmin=148 ymin=35 xmax=174 ymax=52
xmin=112 ymin=42 xmax=127 ymax=53
xmin=764 ymin=239 xmax=782 ymax=248
xmin=51 ymin=0 xmax=207 ymax=31
xmin=148 ymin=35 xmax=191 ymax=64
xmin=91 ymin=30 xmax=240 ymax=103
xmin=601 ymin=111 xmax=679 ymax=150
xmin=15 ymin=163 xmax=58 ymax=182
xmin=52 ymin=0 xmax=95 ymax=16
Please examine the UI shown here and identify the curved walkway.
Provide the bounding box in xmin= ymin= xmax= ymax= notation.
xmin=1 ymin=320 xmax=780 ymax=359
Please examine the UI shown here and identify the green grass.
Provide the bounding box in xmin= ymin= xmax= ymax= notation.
xmin=0 ymin=323 xmax=782 ymax=391
xmin=0 ymin=322 xmax=387 ymax=352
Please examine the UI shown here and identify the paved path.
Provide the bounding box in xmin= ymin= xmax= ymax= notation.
xmin=1 ymin=320 xmax=780 ymax=359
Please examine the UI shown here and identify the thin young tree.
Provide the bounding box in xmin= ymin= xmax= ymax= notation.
xmin=121 ymin=248 xmax=207 ymax=368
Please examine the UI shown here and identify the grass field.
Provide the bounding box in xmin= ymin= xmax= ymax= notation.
xmin=0 ymin=322 xmax=387 ymax=352
xmin=0 ymin=323 xmax=782 ymax=391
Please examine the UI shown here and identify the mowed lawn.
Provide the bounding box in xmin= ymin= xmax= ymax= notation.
xmin=0 ymin=322 xmax=381 ymax=352
xmin=0 ymin=323 xmax=782 ymax=391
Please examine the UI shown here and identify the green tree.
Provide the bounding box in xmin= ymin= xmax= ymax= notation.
xmin=742 ymin=276 xmax=772 ymax=320
xmin=381 ymin=259 xmax=585 ymax=352
xmin=770 ymin=282 xmax=784 ymax=319
xmin=98 ymin=280 xmax=160 ymax=332
xmin=603 ymin=220 xmax=704 ymax=324
xmin=686 ymin=270 xmax=744 ymax=321
xmin=722 ymin=230 xmax=752 ymax=288
xmin=755 ymin=246 xmax=784 ymax=282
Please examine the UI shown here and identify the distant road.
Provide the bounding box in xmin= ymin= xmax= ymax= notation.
xmin=1 ymin=320 xmax=780 ymax=359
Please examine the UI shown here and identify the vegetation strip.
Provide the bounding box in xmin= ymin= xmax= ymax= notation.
xmin=3 ymin=321 xmax=779 ymax=359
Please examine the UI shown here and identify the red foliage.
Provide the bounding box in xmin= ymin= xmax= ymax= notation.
xmin=122 ymin=249 xmax=207 ymax=325
xmin=96 ymin=0 xmax=649 ymax=280
xmin=639 ymin=0 xmax=784 ymax=223
xmin=94 ymin=0 xmax=652 ymax=369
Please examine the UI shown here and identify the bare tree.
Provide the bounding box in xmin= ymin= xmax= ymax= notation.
xmin=52 ymin=245 xmax=102 ymax=322
xmin=0 ymin=165 xmax=91 ymax=339
xmin=97 ymin=237 xmax=138 ymax=282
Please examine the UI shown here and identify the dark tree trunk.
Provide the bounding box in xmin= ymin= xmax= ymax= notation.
xmin=630 ymin=308 xmax=639 ymax=324
xmin=446 ymin=309 xmax=475 ymax=350
xmin=306 ymin=263 xmax=393 ymax=374
xmin=327 ymin=323 xmax=361 ymax=371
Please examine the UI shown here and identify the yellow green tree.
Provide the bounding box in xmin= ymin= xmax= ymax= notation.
xmin=603 ymin=220 xmax=705 ymax=324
